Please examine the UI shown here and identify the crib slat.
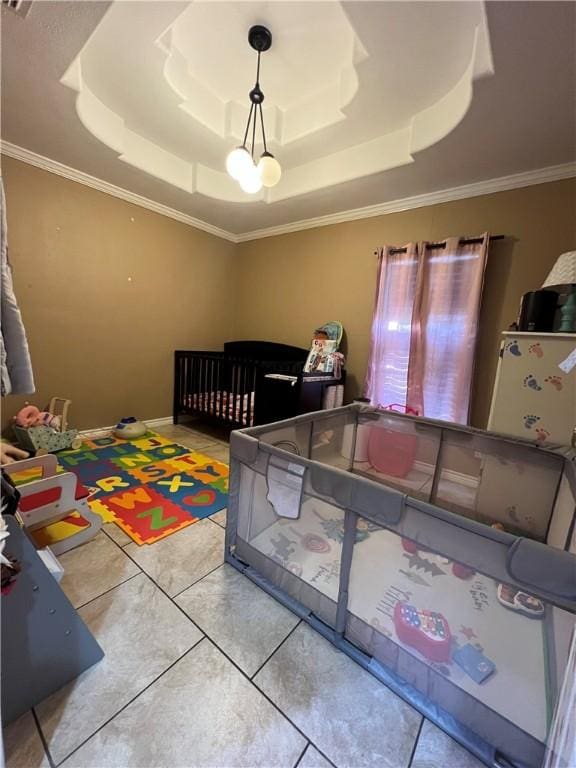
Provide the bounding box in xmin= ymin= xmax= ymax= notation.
xmin=209 ymin=357 xmax=215 ymax=418
xmin=248 ymin=364 xmax=255 ymax=426
xmin=182 ymin=353 xmax=187 ymax=415
xmin=232 ymin=361 xmax=238 ymax=425
xmin=229 ymin=360 xmax=235 ymax=425
xmin=187 ymin=354 xmax=192 ymax=414
xmin=201 ymin=356 xmax=207 ymax=415
xmin=240 ymin=362 xmax=251 ymax=426
xmin=192 ymin=355 xmax=198 ymax=414
xmin=233 ymin=360 xmax=240 ymax=426
xmin=218 ymin=357 xmax=224 ymax=421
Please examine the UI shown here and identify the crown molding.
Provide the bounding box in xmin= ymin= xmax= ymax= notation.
xmin=235 ymin=161 xmax=576 ymax=241
xmin=2 ymin=141 xmax=574 ymax=244
xmin=0 ymin=141 xmax=237 ymax=243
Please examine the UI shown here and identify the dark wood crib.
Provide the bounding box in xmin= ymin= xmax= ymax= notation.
xmin=173 ymin=341 xmax=309 ymax=429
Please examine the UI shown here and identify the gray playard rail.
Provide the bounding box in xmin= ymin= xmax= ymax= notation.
xmin=225 ymin=404 xmax=576 ymax=768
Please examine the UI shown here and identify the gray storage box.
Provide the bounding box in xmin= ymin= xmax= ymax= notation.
xmin=226 ymin=404 xmax=576 ymax=768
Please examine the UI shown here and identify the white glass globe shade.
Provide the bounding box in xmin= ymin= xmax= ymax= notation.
xmin=226 ymin=147 xmax=253 ymax=181
xmin=239 ymin=167 xmax=263 ymax=194
xmin=258 ymin=153 xmax=282 ymax=187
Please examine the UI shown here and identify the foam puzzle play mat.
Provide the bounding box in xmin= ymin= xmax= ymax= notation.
xmin=11 ymin=431 xmax=228 ymax=546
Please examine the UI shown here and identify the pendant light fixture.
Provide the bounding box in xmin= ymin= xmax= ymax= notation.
xmin=226 ymin=25 xmax=281 ymax=193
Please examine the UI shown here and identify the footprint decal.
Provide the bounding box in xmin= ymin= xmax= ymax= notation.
xmin=529 ymin=343 xmax=543 ymax=358
xmin=535 ymin=428 xmax=550 ymax=443
xmin=545 ymin=375 xmax=563 ymax=391
xmin=505 ymin=340 xmax=522 ymax=357
xmin=523 ymin=414 xmax=540 ymax=429
xmin=506 ymin=505 xmax=519 ymax=522
xmin=523 ymin=375 xmax=542 ymax=391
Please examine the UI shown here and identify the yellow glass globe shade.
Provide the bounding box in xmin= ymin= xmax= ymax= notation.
xmin=258 ymin=152 xmax=282 ymax=187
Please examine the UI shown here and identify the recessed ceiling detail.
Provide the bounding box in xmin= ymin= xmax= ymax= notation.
xmin=60 ymin=1 xmax=494 ymax=205
xmin=157 ymin=3 xmax=366 ymax=147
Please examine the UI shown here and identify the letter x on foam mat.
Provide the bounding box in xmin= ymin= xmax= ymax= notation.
xmin=10 ymin=432 xmax=228 ymax=546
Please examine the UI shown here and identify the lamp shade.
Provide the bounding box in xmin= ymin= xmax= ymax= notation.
xmin=239 ymin=166 xmax=263 ymax=194
xmin=542 ymin=251 xmax=576 ymax=289
xmin=226 ymin=147 xmax=253 ymax=181
xmin=258 ymin=153 xmax=282 ymax=187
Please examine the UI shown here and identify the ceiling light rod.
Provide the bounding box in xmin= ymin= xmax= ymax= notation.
xmin=226 ymin=25 xmax=282 ymax=194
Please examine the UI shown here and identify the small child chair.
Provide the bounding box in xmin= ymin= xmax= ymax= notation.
xmin=2 ymin=454 xmax=102 ymax=554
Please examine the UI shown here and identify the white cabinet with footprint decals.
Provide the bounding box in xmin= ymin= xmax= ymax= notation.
xmin=488 ymin=331 xmax=576 ymax=446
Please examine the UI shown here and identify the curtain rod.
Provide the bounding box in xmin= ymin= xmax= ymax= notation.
xmin=374 ymin=234 xmax=504 ymax=257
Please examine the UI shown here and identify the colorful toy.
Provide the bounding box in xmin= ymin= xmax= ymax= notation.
xmin=496 ymin=583 xmax=544 ymax=619
xmin=303 ymin=321 xmax=345 ymax=376
xmin=13 ymin=398 xmax=81 ymax=454
xmin=113 ymin=417 xmax=147 ymax=440
xmin=2 ymin=454 xmax=102 ymax=555
xmin=15 ymin=404 xmax=62 ymax=430
xmin=393 ymin=601 xmax=452 ymax=662
xmin=453 ymin=644 xmax=496 ymax=684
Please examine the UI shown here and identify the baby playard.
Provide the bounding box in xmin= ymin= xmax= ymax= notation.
xmin=225 ymin=404 xmax=576 ymax=768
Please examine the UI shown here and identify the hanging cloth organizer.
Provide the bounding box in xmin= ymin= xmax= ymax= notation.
xmin=0 ymin=178 xmax=35 ymax=396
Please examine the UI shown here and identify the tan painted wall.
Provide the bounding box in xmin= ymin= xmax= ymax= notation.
xmin=2 ymin=157 xmax=574 ymax=434
xmin=1 ymin=157 xmax=237 ymax=430
xmin=235 ymin=179 xmax=576 ymax=427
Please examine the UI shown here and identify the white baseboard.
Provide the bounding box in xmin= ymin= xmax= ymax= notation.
xmin=145 ymin=417 xmax=174 ymax=428
xmin=79 ymin=416 xmax=173 ymax=439
xmin=413 ymin=460 xmax=479 ymax=489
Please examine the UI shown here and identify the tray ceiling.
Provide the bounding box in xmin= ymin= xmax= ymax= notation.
xmin=1 ymin=1 xmax=575 ymax=237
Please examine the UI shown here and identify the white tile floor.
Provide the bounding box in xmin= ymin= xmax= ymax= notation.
xmin=3 ymin=424 xmax=486 ymax=768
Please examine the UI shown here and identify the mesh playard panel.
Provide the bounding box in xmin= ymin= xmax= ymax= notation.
xmin=225 ymin=405 xmax=576 ymax=768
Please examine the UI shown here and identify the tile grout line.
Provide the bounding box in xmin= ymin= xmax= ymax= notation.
xmin=101 ymin=525 xmax=128 ymax=547
xmin=61 ymin=488 xmax=337 ymax=767
xmin=60 ymin=439 xmax=414 ymax=768
xmin=206 ymin=514 xmax=227 ymax=531
xmin=170 ymin=561 xmax=226 ymax=600
xmin=407 ymin=715 xmax=425 ymax=768
xmin=102 ymin=533 xmax=337 ymax=766
xmin=250 ymin=618 xmax=303 ymax=681
xmin=72 ymin=569 xmax=142 ymax=612
xmin=31 ymin=707 xmax=56 ymax=768
xmin=292 ymin=741 xmax=311 ymax=768
xmin=50 ymin=430 xmax=233 ymax=757
xmin=54 ymin=637 xmax=206 ymax=767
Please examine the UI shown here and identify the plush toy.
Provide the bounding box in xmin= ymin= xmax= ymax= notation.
xmin=14 ymin=404 xmax=41 ymax=428
xmin=37 ymin=411 xmax=62 ymax=430
xmin=14 ymin=405 xmax=61 ymax=430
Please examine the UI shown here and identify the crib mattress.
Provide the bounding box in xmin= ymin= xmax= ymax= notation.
xmin=186 ymin=391 xmax=254 ymax=426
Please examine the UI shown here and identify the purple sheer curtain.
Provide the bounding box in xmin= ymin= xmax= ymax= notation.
xmin=365 ymin=234 xmax=489 ymax=424
xmin=365 ymin=244 xmax=419 ymax=410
